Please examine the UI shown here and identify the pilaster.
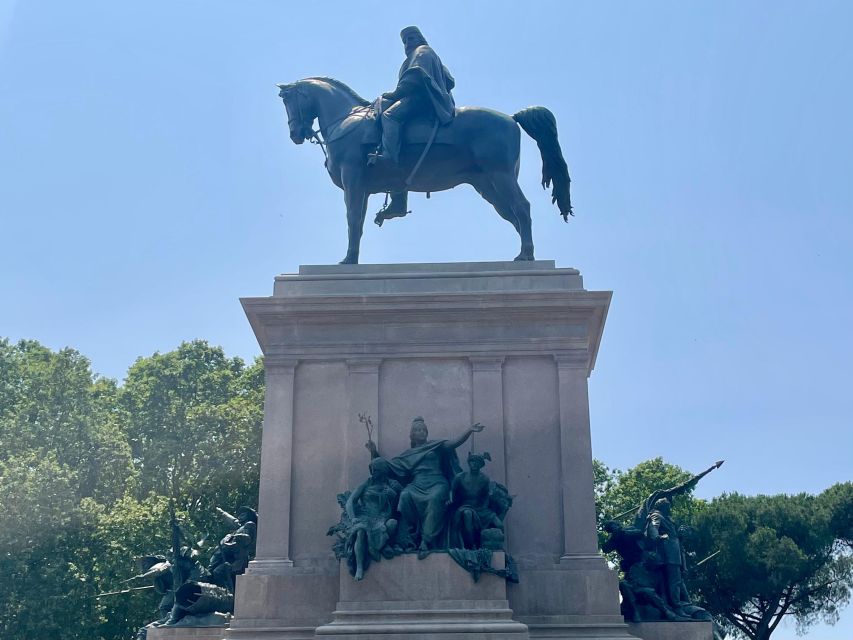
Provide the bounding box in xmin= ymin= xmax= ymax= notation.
xmin=470 ymin=356 xmax=507 ymax=484
xmin=251 ymin=356 xmax=298 ymax=568
xmin=555 ymin=353 xmax=602 ymax=563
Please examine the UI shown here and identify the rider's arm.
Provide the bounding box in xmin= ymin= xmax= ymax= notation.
xmin=384 ymin=71 xmax=421 ymax=101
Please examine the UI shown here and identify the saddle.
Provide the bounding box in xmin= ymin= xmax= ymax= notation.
xmin=327 ymin=104 xmax=456 ymax=146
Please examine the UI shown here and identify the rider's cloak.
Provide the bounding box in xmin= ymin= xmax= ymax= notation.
xmin=396 ymin=44 xmax=456 ymax=125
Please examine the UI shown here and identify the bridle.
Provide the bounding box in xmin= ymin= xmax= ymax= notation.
xmin=284 ymin=86 xmax=326 ymax=155
xmin=283 ymin=84 xmax=370 ymax=163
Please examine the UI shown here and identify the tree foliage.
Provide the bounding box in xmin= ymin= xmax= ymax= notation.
xmin=0 ymin=339 xmax=133 ymax=503
xmin=0 ymin=452 xmax=100 ymax=638
xmin=0 ymin=338 xmax=262 ymax=640
xmin=688 ymin=486 xmax=853 ymax=640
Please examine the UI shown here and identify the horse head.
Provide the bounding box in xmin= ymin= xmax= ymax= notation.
xmin=278 ymin=77 xmax=370 ymax=146
xmin=277 ymin=81 xmax=314 ymax=145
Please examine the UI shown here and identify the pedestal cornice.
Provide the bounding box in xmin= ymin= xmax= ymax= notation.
xmin=242 ymin=263 xmax=610 ymax=376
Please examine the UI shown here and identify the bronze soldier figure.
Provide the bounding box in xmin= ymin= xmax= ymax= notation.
xmin=644 ymin=498 xmax=692 ymax=615
xmin=369 ymin=26 xmax=456 ymax=220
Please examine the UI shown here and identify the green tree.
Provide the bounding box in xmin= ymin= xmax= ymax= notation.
xmin=83 ymin=495 xmax=179 ymax=640
xmin=119 ymin=341 xmax=263 ymax=537
xmin=0 ymin=452 xmax=100 ymax=639
xmin=688 ymin=485 xmax=853 ymax=640
xmin=0 ymin=339 xmax=134 ymax=502
xmin=121 ymin=342 xmax=260 ymax=495
xmin=0 ymin=338 xmax=264 ymax=639
xmin=0 ymin=339 xmax=134 ymax=639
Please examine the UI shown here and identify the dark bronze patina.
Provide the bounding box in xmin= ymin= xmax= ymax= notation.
xmin=278 ymin=27 xmax=573 ymax=264
xmin=129 ymin=507 xmax=257 ymax=639
xmin=602 ymin=462 xmax=724 ymax=623
xmin=330 ymin=417 xmax=518 ymax=583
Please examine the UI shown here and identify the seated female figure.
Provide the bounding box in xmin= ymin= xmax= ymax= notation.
xmin=345 ymin=457 xmax=400 ymax=580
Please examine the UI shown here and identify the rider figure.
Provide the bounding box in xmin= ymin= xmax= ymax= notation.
xmin=370 ymin=26 xmax=456 ymax=220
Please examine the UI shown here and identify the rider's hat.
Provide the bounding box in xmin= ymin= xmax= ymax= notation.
xmin=400 ymin=26 xmax=426 ymax=42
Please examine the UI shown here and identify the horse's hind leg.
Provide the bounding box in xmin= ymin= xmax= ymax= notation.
xmin=473 ymin=179 xmax=520 ymax=234
xmin=473 ymin=173 xmax=534 ymax=261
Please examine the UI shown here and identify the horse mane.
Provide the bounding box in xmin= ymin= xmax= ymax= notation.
xmin=304 ymin=76 xmax=370 ymax=106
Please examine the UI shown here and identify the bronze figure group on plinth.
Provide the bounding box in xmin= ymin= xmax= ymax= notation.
xmin=329 ymin=417 xmax=516 ymax=583
xmin=128 ymin=506 xmax=257 ymax=639
xmin=602 ymin=463 xmax=724 ymax=624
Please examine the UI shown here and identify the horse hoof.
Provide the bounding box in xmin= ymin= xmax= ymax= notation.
xmin=514 ymin=254 xmax=535 ymax=261
xmin=339 ymin=256 xmax=359 ymax=265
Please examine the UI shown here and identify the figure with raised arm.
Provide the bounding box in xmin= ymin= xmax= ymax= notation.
xmin=634 ymin=462 xmax=723 ymax=619
xmin=366 ymin=417 xmax=484 ymax=558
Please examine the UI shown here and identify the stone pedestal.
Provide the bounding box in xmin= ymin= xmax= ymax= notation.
xmin=316 ymin=553 xmax=527 ymax=640
xmin=626 ymin=622 xmax=714 ymax=640
xmin=230 ymin=261 xmax=632 ymax=640
xmin=148 ymin=626 xmax=227 ymax=640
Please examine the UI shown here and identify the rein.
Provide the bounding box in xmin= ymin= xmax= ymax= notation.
xmin=286 ymin=85 xmax=435 ymax=187
xmin=310 ymin=106 xmax=371 ymax=160
xmin=288 ymin=86 xmax=371 ymax=163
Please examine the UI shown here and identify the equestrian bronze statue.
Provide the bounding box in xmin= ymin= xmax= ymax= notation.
xmin=277 ymin=26 xmax=573 ymax=264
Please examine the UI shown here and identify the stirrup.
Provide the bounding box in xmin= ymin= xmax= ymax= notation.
xmin=374 ymin=193 xmax=411 ymax=227
xmin=366 ymin=148 xmax=382 ymax=166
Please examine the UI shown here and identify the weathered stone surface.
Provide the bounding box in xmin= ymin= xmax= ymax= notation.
xmin=231 ymin=261 xmax=631 ymax=640
xmin=317 ymin=553 xmax=528 ymax=640
xmin=273 ymin=262 xmax=582 ymax=297
xmin=148 ymin=626 xmax=227 ymax=640
xmin=627 ymin=621 xmax=714 ymax=640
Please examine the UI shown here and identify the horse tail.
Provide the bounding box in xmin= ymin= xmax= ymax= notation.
xmin=512 ymin=107 xmax=573 ymax=220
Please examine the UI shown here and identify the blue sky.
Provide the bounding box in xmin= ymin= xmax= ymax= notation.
xmin=1 ymin=2 xmax=851 ymax=636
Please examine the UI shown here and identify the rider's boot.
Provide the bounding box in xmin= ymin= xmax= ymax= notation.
xmin=374 ymin=191 xmax=410 ymax=226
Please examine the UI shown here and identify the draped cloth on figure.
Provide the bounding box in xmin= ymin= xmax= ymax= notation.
xmin=397 ymin=44 xmax=456 ymax=125
xmin=385 ymin=440 xmax=462 ymax=547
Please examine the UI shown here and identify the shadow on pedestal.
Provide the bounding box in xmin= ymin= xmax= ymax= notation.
xmin=316 ymin=553 xmax=528 ymax=640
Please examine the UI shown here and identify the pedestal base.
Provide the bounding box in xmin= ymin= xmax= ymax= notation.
xmin=148 ymin=627 xmax=227 ymax=640
xmin=315 ymin=553 xmax=528 ymax=640
xmin=509 ymin=558 xmax=633 ymax=640
xmin=225 ymin=563 xmax=338 ymax=640
xmin=235 ymin=262 xmax=620 ymax=639
xmin=626 ymin=621 xmax=713 ymax=640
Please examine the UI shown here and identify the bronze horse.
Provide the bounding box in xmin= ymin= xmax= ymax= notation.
xmin=278 ymin=77 xmax=572 ymax=264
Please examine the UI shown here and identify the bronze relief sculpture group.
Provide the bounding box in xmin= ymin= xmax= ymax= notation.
xmin=329 ymin=417 xmax=516 ymax=582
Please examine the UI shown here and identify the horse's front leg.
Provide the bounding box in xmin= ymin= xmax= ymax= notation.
xmin=340 ymin=169 xmax=368 ymax=265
